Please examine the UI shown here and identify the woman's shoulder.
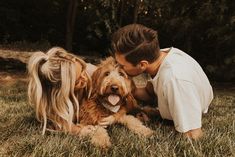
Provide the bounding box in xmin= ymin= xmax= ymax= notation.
xmin=86 ymin=63 xmax=97 ymax=77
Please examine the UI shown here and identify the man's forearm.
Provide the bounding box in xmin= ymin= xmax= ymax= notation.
xmin=184 ymin=128 xmax=203 ymax=139
xmin=133 ymin=87 xmax=153 ymax=102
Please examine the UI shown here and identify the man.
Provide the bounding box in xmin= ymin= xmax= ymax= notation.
xmin=111 ymin=24 xmax=213 ymax=139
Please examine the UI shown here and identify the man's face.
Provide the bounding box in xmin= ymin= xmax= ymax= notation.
xmin=115 ymin=53 xmax=143 ymax=77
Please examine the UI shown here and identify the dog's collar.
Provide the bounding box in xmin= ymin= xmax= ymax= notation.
xmin=102 ymin=102 xmax=121 ymax=113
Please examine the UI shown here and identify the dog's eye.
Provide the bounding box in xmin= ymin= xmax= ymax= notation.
xmin=119 ymin=71 xmax=125 ymax=77
xmin=104 ymin=72 xmax=110 ymax=76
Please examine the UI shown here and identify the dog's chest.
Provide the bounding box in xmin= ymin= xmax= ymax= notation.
xmin=98 ymin=103 xmax=118 ymax=116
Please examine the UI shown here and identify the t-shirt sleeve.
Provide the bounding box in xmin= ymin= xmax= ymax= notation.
xmin=164 ymin=78 xmax=202 ymax=133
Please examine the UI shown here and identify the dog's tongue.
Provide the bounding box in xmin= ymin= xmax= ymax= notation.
xmin=108 ymin=95 xmax=120 ymax=106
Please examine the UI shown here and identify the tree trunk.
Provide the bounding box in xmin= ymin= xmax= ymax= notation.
xmin=133 ymin=0 xmax=140 ymax=23
xmin=119 ymin=0 xmax=125 ymax=26
xmin=66 ymin=0 xmax=78 ymax=51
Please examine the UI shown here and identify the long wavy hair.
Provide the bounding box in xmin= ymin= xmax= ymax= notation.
xmin=27 ymin=47 xmax=91 ymax=134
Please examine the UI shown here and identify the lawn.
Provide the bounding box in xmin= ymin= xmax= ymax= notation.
xmin=0 ymin=78 xmax=234 ymax=157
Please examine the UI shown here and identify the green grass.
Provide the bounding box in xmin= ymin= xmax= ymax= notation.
xmin=0 ymin=81 xmax=234 ymax=157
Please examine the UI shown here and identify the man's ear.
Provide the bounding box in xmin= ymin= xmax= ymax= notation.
xmin=138 ymin=60 xmax=148 ymax=71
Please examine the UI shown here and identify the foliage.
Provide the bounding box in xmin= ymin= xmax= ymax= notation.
xmin=0 ymin=0 xmax=234 ymax=81
xmin=137 ymin=0 xmax=235 ymax=81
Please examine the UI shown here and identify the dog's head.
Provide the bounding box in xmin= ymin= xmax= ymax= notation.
xmin=91 ymin=57 xmax=133 ymax=107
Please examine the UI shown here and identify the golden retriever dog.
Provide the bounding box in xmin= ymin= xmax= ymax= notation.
xmin=79 ymin=57 xmax=153 ymax=148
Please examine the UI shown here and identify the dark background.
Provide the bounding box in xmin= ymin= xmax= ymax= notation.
xmin=0 ymin=0 xmax=234 ymax=82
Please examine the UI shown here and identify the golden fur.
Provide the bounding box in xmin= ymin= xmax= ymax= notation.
xmin=79 ymin=57 xmax=153 ymax=147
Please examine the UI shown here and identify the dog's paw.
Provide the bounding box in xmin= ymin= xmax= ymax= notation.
xmin=141 ymin=127 xmax=154 ymax=137
xmin=98 ymin=115 xmax=115 ymax=127
xmin=91 ymin=135 xmax=111 ymax=149
xmin=90 ymin=126 xmax=111 ymax=149
xmin=79 ymin=125 xmax=98 ymax=137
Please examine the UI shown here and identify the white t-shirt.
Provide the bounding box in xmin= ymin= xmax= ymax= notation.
xmin=150 ymin=47 xmax=213 ymax=133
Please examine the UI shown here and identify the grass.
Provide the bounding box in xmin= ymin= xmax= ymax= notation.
xmin=0 ymin=80 xmax=234 ymax=157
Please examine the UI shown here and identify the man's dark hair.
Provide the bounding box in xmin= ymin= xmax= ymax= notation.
xmin=112 ymin=24 xmax=160 ymax=66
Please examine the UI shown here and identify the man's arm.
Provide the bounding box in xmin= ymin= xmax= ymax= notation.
xmin=164 ymin=79 xmax=203 ymax=140
xmin=184 ymin=128 xmax=203 ymax=139
xmin=133 ymin=81 xmax=156 ymax=104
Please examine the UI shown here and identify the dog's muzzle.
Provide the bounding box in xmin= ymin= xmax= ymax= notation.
xmin=103 ymin=84 xmax=126 ymax=106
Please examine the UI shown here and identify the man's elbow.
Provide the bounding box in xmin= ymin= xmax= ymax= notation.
xmin=183 ymin=128 xmax=203 ymax=140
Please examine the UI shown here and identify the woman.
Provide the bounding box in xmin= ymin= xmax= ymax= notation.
xmin=28 ymin=47 xmax=96 ymax=135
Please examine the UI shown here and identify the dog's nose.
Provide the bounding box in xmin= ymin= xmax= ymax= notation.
xmin=111 ymin=85 xmax=119 ymax=92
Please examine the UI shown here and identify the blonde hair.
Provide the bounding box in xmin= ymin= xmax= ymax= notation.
xmin=27 ymin=47 xmax=91 ymax=134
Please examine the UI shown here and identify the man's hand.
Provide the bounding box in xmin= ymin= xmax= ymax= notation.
xmin=133 ymin=81 xmax=157 ymax=104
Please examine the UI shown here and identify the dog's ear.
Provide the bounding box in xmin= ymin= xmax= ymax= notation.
xmin=90 ymin=67 xmax=102 ymax=97
xmin=85 ymin=73 xmax=92 ymax=99
xmin=100 ymin=57 xmax=116 ymax=67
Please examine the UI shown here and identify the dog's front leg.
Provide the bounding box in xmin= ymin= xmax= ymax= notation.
xmin=117 ymin=114 xmax=154 ymax=137
xmin=72 ymin=124 xmax=111 ymax=149
xmin=98 ymin=107 xmax=126 ymax=127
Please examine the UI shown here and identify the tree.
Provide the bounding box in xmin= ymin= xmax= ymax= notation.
xmin=66 ymin=0 xmax=78 ymax=51
xmin=133 ymin=0 xmax=140 ymax=23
